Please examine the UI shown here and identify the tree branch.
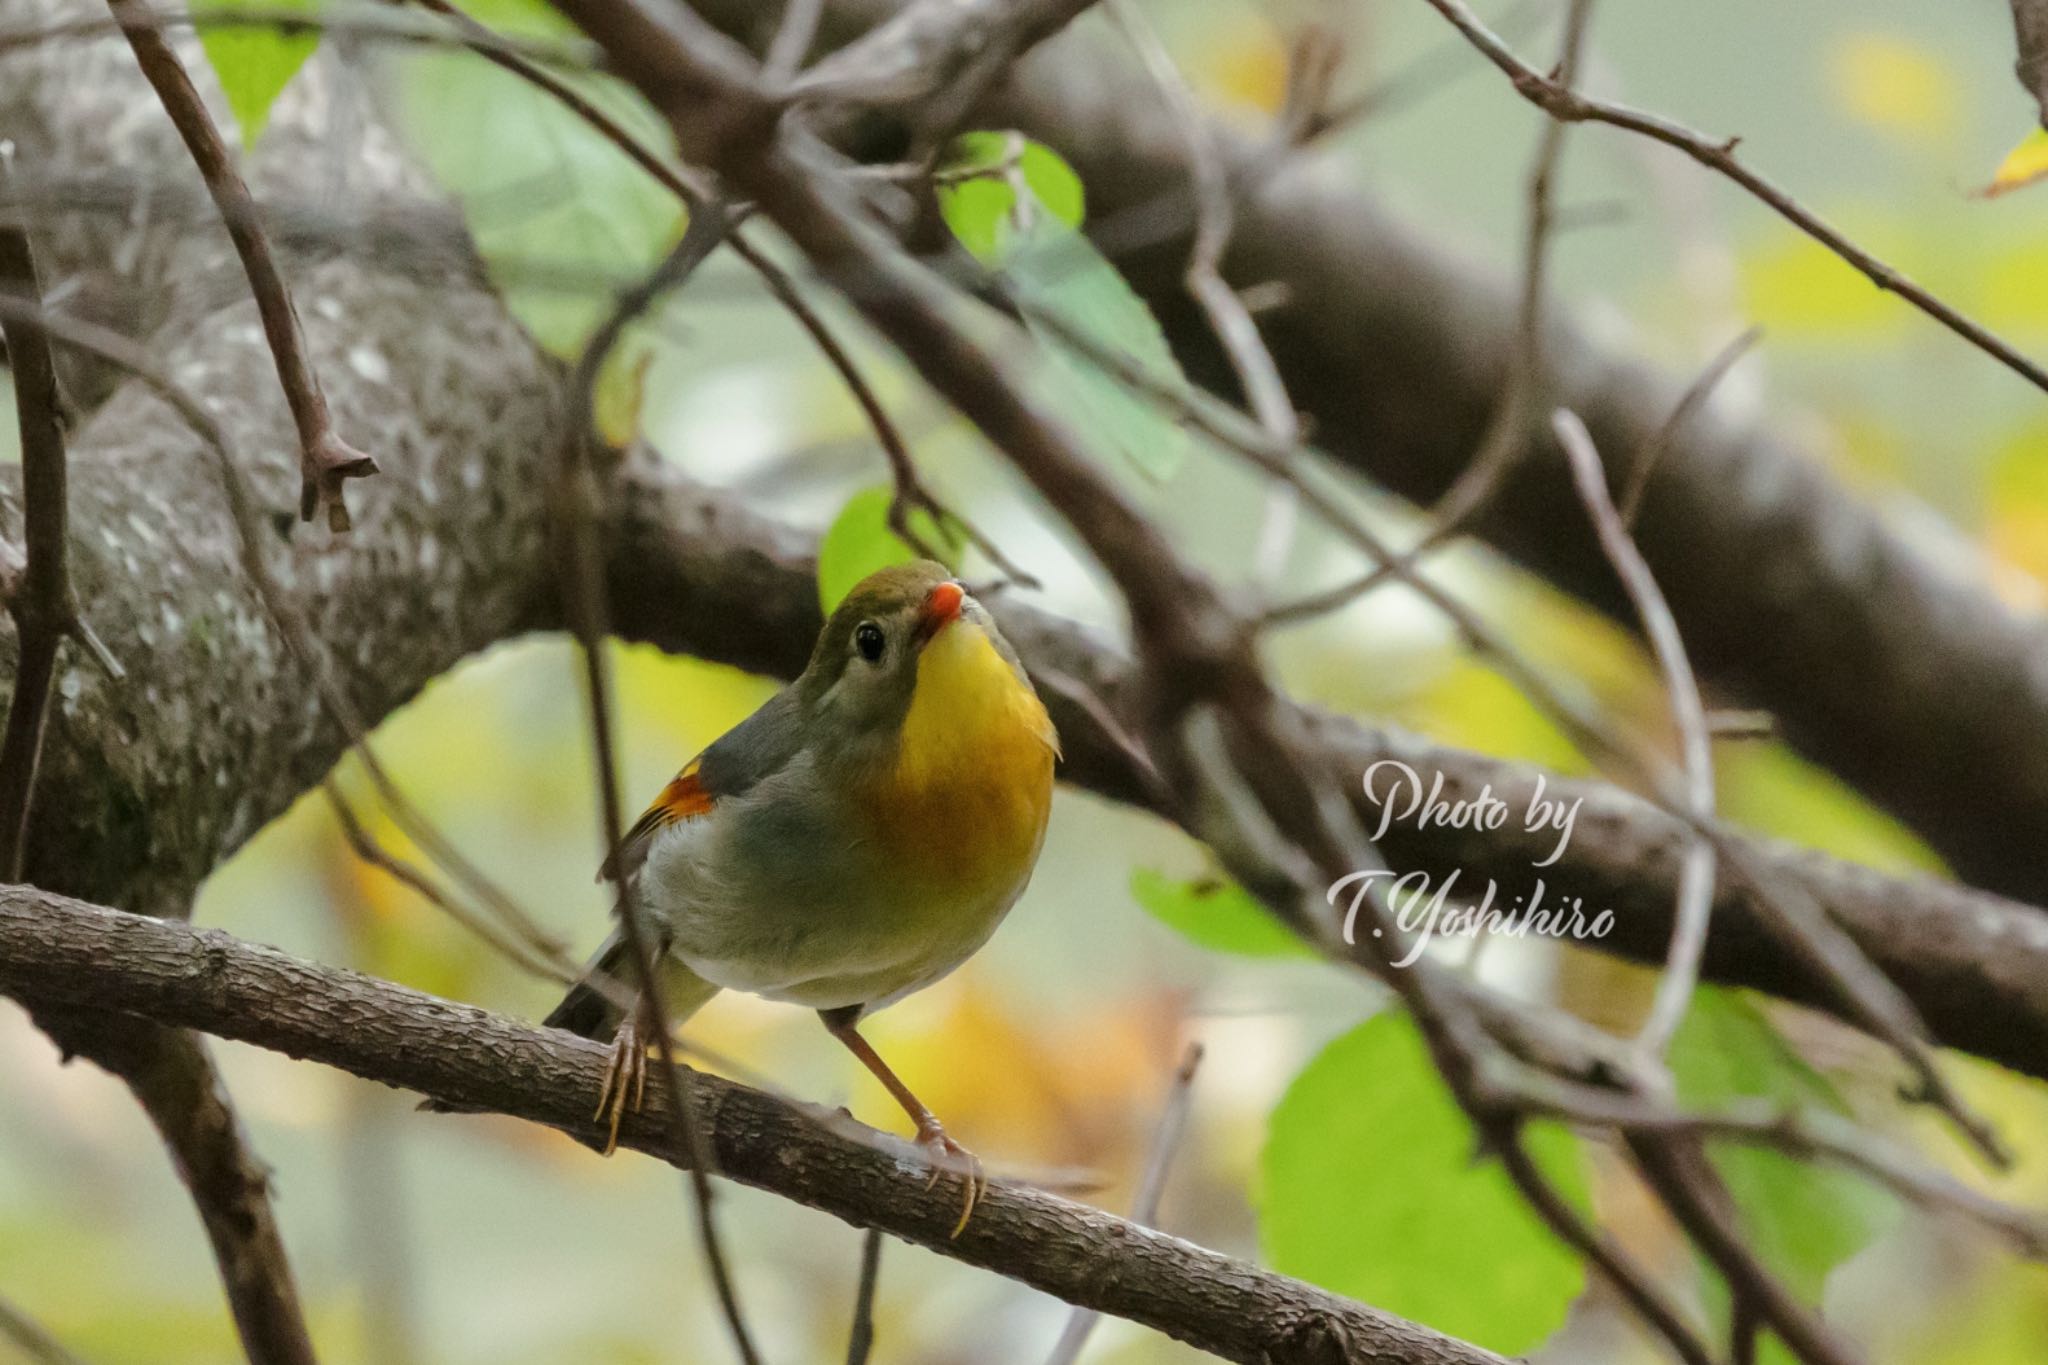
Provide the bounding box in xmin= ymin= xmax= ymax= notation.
xmin=30 ymin=1010 xmax=318 ymax=1365
xmin=0 ymin=886 xmax=1513 ymax=1365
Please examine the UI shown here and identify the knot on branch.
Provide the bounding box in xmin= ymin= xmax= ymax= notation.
xmin=300 ymin=432 xmax=380 ymax=533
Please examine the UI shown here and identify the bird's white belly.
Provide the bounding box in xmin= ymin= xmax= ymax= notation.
xmin=636 ymin=804 xmax=1029 ymax=1012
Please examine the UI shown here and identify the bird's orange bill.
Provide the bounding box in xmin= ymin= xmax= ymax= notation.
xmin=914 ymin=581 xmax=965 ymax=646
xmin=598 ymin=761 xmax=716 ymax=881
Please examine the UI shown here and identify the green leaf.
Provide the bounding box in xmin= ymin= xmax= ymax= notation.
xmin=394 ymin=0 xmax=685 ymax=357
xmin=816 ymin=485 xmax=965 ymax=613
xmin=938 ymin=131 xmax=1084 ymax=261
xmin=1261 ymin=1011 xmax=1589 ymax=1355
xmin=1131 ymin=867 xmax=1311 ymax=958
xmin=192 ymin=0 xmax=319 ymax=143
xmin=938 ymin=132 xmax=1189 ymax=481
xmin=1672 ymin=988 xmax=1900 ymax=1350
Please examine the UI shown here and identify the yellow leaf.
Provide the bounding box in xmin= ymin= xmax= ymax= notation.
xmin=1982 ymin=127 xmax=2048 ymax=199
xmin=1828 ymin=32 xmax=1956 ymax=150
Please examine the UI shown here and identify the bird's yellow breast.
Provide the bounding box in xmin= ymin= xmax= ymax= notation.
xmin=863 ymin=621 xmax=1057 ymax=898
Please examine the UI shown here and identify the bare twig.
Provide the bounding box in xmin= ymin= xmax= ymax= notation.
xmin=322 ymin=780 xmax=576 ymax=985
xmin=1110 ymin=0 xmax=1302 ymax=583
xmin=0 ymin=223 xmax=119 ymax=881
xmin=0 ymin=1292 xmax=88 ymax=1365
xmin=558 ymin=206 xmax=762 ymax=1365
xmin=1417 ymin=0 xmax=2048 ymax=397
xmin=107 ymin=0 xmax=377 ymax=530
xmin=1044 ymin=1041 xmax=1203 ymax=1365
xmin=1424 ymin=0 xmax=1593 ymax=538
xmin=844 ymin=1226 xmax=883 ymax=1365
xmin=1493 ymin=1127 xmax=1715 ymax=1365
xmin=1629 ymin=1133 xmax=1859 ymax=1365
xmin=1619 ymin=325 xmax=1762 ymax=529
xmin=1112 ymin=3 xmax=1296 ymax=449
xmin=1553 ymin=409 xmax=1714 ymax=1058
xmin=72 ymin=1022 xmax=320 ymax=1365
xmin=1254 ymin=0 xmax=1597 ymax=630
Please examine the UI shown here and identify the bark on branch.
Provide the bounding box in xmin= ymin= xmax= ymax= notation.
xmin=0 ymin=886 xmax=1510 ymax=1365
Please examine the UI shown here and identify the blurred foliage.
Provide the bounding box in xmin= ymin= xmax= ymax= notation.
xmin=1130 ymin=867 xmax=1315 ymax=959
xmin=1259 ymin=1010 xmax=1590 ymax=1355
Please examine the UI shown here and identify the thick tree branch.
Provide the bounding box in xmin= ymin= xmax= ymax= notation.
xmin=0 ymin=887 xmax=1512 ymax=1365
xmin=30 ymin=1010 xmax=319 ymax=1365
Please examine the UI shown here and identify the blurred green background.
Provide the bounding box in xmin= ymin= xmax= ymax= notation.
xmin=5 ymin=0 xmax=2048 ymax=1360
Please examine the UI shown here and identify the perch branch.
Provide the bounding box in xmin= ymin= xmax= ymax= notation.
xmin=0 ymin=887 xmax=1513 ymax=1365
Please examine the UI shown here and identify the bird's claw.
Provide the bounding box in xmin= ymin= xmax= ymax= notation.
xmin=592 ymin=1015 xmax=648 ymax=1156
xmin=917 ymin=1120 xmax=986 ymax=1238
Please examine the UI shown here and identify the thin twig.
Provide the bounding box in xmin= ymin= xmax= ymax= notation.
xmin=559 ymin=206 xmax=763 ymax=1365
xmin=0 ymin=1292 xmax=89 ymax=1365
xmin=107 ymin=0 xmax=377 ymax=530
xmin=1494 ymin=1126 xmax=1715 ymax=1365
xmin=1256 ymin=0 xmax=1596 ymax=629
xmin=1111 ymin=0 xmax=1302 ymax=584
xmin=1424 ymin=0 xmax=1593 ymax=541
xmin=1416 ymin=0 xmax=2048 ymax=397
xmin=322 ymin=780 xmax=576 ymax=985
xmin=0 ymin=223 xmax=119 ymax=882
xmin=1619 ymin=325 xmax=1761 ymax=529
xmin=1044 ymin=1041 xmax=1203 ymax=1365
xmin=844 ymin=1226 xmax=883 ymax=1365
xmin=1552 ymin=409 xmax=1714 ymax=1059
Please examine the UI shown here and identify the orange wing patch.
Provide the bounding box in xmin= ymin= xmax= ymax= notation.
xmin=598 ymin=760 xmax=716 ymax=882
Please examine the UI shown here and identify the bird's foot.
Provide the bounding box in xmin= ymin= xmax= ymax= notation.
xmin=592 ymin=1013 xmax=648 ymax=1156
xmin=916 ymin=1118 xmax=985 ymax=1238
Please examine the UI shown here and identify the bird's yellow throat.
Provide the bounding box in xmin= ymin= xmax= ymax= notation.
xmin=871 ymin=620 xmax=1056 ymax=889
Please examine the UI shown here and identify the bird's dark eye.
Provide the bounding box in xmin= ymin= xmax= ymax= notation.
xmin=854 ymin=621 xmax=886 ymax=663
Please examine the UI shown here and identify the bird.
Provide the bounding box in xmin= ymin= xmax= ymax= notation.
xmin=548 ymin=560 xmax=1058 ymax=1230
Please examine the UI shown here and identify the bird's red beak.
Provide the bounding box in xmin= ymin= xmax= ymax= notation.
xmin=915 ymin=580 xmax=965 ymax=646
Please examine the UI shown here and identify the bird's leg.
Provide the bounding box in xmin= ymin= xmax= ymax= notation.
xmin=820 ymin=1006 xmax=985 ymax=1237
xmin=592 ymin=1005 xmax=649 ymax=1156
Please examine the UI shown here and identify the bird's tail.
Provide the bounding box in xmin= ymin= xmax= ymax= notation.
xmin=419 ymin=930 xmax=718 ymax=1115
xmin=541 ymin=928 xmax=721 ymax=1038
